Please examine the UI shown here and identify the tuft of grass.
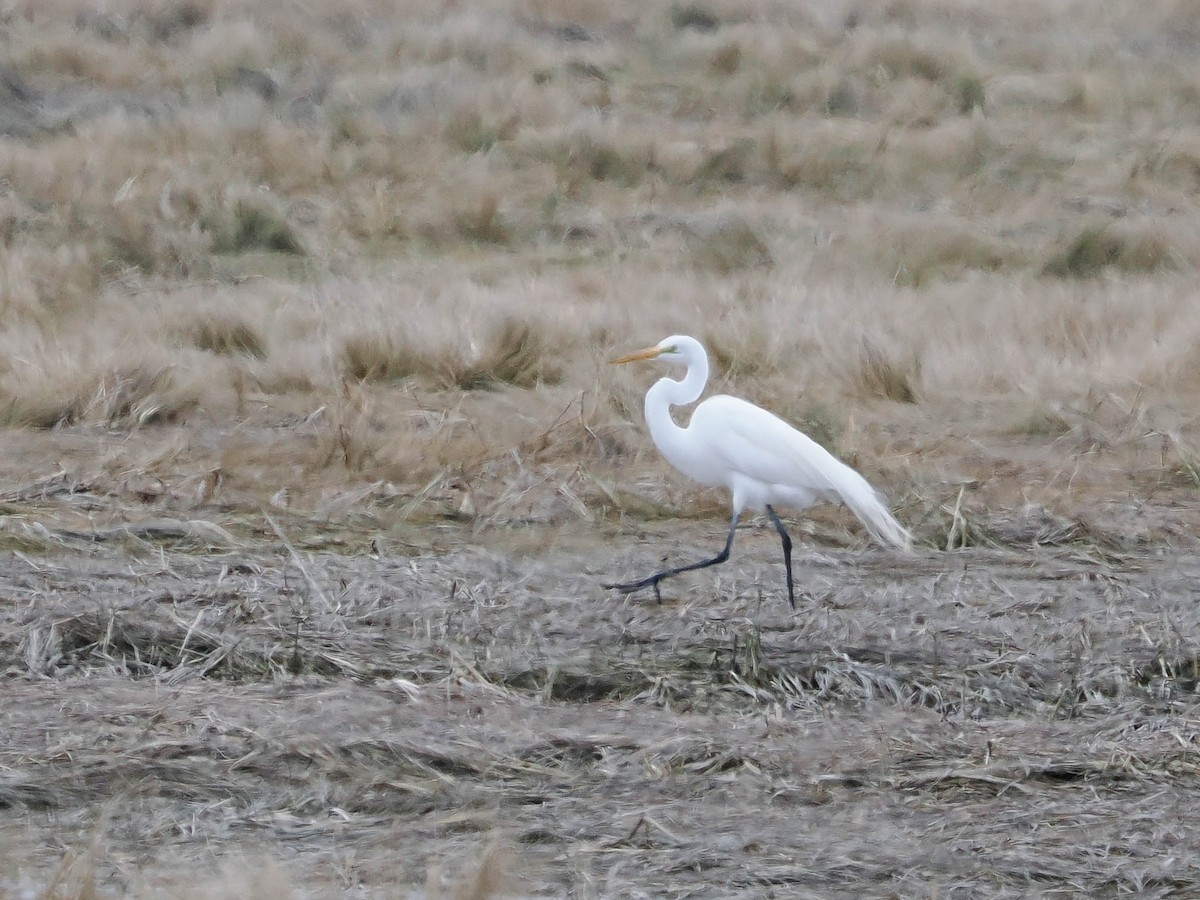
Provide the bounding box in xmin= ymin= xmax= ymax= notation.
xmin=324 ymin=378 xmax=375 ymax=470
xmin=1136 ymin=145 xmax=1200 ymax=195
xmin=74 ymin=0 xmax=215 ymax=44
xmin=886 ymin=221 xmax=1015 ymax=286
xmin=342 ymin=333 xmax=423 ymax=383
xmin=445 ymin=318 xmax=560 ymax=390
xmin=823 ymin=78 xmax=863 ymax=117
xmin=205 ymin=193 xmax=304 ymax=256
xmin=710 ymin=41 xmax=741 ymax=76
xmin=956 ymin=72 xmax=986 ymax=114
xmin=686 ymin=215 xmax=772 ymax=274
xmin=1160 ymin=430 xmax=1200 ymax=489
xmin=80 ymin=367 xmax=197 ymax=428
xmin=103 ymin=211 xmax=210 ymax=278
xmin=1006 ymin=409 xmax=1073 ymax=437
xmin=861 ymin=37 xmax=956 ymax=83
xmin=762 ymin=129 xmax=875 ymax=197
xmin=705 ymin=325 xmax=778 ymax=381
xmin=851 ymin=337 xmax=920 ymax=403
xmin=1 ymin=366 xmax=196 ymax=429
xmin=456 ymin=191 xmax=511 ymax=245
xmin=147 ymin=0 xmax=215 ymax=43
xmin=925 ymin=485 xmax=995 ymax=551
xmin=342 ymin=319 xmax=560 ymax=390
xmin=188 ymin=314 xmax=268 ymax=359
xmin=443 ymin=109 xmax=517 ymax=155
xmin=1043 ymin=224 xmax=1175 ymax=278
xmin=670 ymin=3 xmax=720 ymax=31
xmin=692 ymin=140 xmax=758 ymax=186
xmin=554 ymin=130 xmax=651 ymax=187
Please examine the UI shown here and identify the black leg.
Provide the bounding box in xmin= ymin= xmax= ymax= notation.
xmin=605 ymin=514 xmax=740 ymax=600
xmin=765 ymin=505 xmax=795 ymax=609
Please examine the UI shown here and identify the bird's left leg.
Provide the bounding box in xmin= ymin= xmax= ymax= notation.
xmin=604 ymin=514 xmax=740 ymax=601
xmin=764 ymin=505 xmax=796 ymax=609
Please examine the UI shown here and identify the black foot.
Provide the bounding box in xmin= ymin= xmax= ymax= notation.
xmin=602 ymin=577 xmax=664 ymax=602
xmin=790 ymin=590 xmax=817 ymax=608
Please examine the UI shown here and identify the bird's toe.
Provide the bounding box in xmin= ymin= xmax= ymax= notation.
xmin=601 ymin=580 xmax=642 ymax=594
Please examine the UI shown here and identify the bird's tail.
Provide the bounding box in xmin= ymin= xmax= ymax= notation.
xmin=831 ymin=464 xmax=913 ymax=551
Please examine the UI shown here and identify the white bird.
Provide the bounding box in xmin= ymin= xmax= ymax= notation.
xmin=605 ymin=334 xmax=911 ymax=608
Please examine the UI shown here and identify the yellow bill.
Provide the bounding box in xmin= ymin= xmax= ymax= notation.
xmin=609 ymin=346 xmax=663 ymax=365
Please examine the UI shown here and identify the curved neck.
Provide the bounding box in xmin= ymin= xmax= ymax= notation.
xmin=652 ymin=350 xmax=705 ymax=410
xmin=643 ymin=353 xmax=708 ymax=458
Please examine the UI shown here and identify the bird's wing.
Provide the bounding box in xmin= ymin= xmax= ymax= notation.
xmin=692 ymin=395 xmax=912 ymax=549
xmin=692 ymin=395 xmax=845 ymax=492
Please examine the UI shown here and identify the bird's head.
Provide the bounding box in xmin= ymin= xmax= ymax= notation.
xmin=610 ymin=335 xmax=698 ymax=366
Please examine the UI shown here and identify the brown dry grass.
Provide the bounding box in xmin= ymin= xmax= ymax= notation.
xmin=3 ymin=524 xmax=1200 ymax=896
xmin=4 ymin=0 xmax=1200 ymax=895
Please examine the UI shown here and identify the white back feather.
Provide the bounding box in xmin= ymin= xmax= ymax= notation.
xmin=693 ymin=396 xmax=912 ymax=550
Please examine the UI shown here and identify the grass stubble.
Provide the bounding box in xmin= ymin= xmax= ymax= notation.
xmin=3 ymin=0 xmax=1200 ymax=896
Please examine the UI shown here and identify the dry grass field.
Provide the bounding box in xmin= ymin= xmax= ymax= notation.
xmin=3 ymin=0 xmax=1200 ymax=896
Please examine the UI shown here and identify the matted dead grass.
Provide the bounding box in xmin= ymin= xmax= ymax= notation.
xmin=2 ymin=531 xmax=1200 ymax=896
xmin=4 ymin=0 xmax=1200 ymax=895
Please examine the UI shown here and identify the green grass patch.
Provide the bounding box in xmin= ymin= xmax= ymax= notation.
xmin=205 ymin=196 xmax=305 ymax=256
xmin=1043 ymin=224 xmax=1174 ymax=278
xmin=670 ymin=3 xmax=720 ymax=31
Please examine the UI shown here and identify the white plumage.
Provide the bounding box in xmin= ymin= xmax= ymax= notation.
xmin=606 ymin=334 xmax=910 ymax=608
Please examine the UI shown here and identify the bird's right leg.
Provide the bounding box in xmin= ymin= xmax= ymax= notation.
xmin=764 ymin=505 xmax=796 ymax=610
xmin=604 ymin=514 xmax=740 ymax=601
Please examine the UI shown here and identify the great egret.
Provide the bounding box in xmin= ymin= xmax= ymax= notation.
xmin=605 ymin=334 xmax=911 ymax=609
